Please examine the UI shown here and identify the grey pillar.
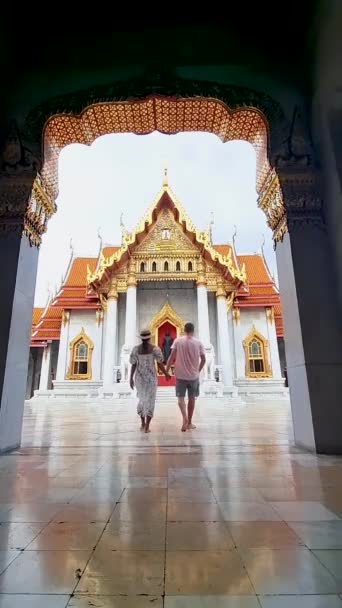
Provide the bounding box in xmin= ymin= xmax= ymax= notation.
xmin=0 ymin=121 xmax=50 ymax=451
xmin=275 ymin=162 xmax=342 ymax=454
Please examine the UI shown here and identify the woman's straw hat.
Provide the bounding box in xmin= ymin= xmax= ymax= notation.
xmin=139 ymin=328 xmax=151 ymax=340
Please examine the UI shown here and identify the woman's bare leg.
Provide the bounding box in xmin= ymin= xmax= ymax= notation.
xmin=140 ymin=415 xmax=145 ymax=431
xmin=145 ymin=415 xmax=152 ymax=433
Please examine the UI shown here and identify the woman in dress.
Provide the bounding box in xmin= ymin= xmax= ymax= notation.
xmin=129 ymin=329 xmax=170 ymax=433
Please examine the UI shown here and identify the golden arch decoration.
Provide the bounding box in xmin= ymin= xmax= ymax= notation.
xmin=150 ymin=303 xmax=184 ymax=345
xmin=66 ymin=328 xmax=94 ymax=380
xmin=28 ymin=95 xmax=287 ymax=247
xmin=42 ymin=98 xmax=270 ymax=200
xmin=242 ymin=325 xmax=272 ymax=378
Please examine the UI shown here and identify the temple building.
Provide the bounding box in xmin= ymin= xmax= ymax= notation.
xmin=26 ymin=174 xmax=287 ymax=402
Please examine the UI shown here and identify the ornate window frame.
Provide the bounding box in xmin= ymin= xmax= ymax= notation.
xmin=243 ymin=326 xmax=272 ymax=378
xmin=66 ymin=328 xmax=94 ymax=380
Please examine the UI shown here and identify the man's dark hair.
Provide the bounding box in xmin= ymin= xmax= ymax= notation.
xmin=184 ymin=322 xmax=195 ymax=334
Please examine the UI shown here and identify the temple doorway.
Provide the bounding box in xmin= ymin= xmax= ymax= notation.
xmin=157 ymin=320 xmax=177 ymax=386
xmin=149 ymin=302 xmax=184 ymax=387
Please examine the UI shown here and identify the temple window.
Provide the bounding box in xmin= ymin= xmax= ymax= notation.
xmin=152 ymin=261 xmax=157 ymax=272
xmin=176 ymin=261 xmax=181 ymax=271
xmin=164 ymin=261 xmax=169 ymax=272
xmin=188 ymin=261 xmax=193 ymax=271
xmin=243 ymin=327 xmax=271 ymax=378
xmin=140 ymin=262 xmax=145 ymax=272
xmin=73 ymin=341 xmax=88 ymax=375
xmin=66 ymin=329 xmax=93 ymax=380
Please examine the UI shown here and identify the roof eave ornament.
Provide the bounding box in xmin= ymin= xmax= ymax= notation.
xmin=162 ymin=166 xmax=168 ymax=189
xmin=120 ymin=212 xmax=131 ymax=246
xmin=205 ymin=211 xmax=214 ymax=246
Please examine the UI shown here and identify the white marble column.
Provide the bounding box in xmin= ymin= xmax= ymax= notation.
xmin=197 ymin=285 xmax=211 ymax=347
xmin=56 ymin=311 xmax=70 ymax=381
xmin=120 ymin=261 xmax=137 ymax=384
xmin=216 ymin=281 xmax=234 ymax=387
xmin=39 ymin=343 xmax=52 ymax=390
xmin=196 ymin=259 xmax=216 ymax=382
xmin=232 ymin=309 xmax=245 ymax=379
xmin=103 ymin=281 xmax=118 ymax=386
xmin=266 ymin=308 xmax=282 ymax=380
xmin=124 ymin=285 xmax=137 ymax=351
xmin=0 ymin=233 xmax=39 ymax=452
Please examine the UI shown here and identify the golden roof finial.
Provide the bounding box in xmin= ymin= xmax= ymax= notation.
xmin=163 ymin=166 xmax=168 ymax=188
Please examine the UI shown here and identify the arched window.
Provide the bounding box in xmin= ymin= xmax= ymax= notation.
xmin=140 ymin=262 xmax=145 ymax=273
xmin=74 ymin=341 xmax=89 ymax=375
xmin=176 ymin=261 xmax=181 ymax=271
xmin=188 ymin=261 xmax=193 ymax=272
xmin=66 ymin=329 xmax=94 ymax=380
xmin=152 ymin=261 xmax=157 ymax=272
xmin=243 ymin=327 xmax=271 ymax=378
xmin=164 ymin=261 xmax=169 ymax=272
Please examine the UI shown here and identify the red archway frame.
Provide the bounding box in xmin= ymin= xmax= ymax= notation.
xmin=157 ymin=321 xmax=177 ymax=387
xmin=42 ymin=96 xmax=271 ymax=201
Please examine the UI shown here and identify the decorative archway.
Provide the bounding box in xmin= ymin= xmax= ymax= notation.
xmin=150 ymin=302 xmax=184 ymax=346
xmin=66 ymin=328 xmax=94 ymax=380
xmin=19 ymin=75 xmax=295 ymax=249
xmin=1 ymin=74 xmax=333 ymax=454
xmin=150 ymin=302 xmax=184 ymax=387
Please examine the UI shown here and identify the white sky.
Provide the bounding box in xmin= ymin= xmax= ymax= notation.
xmin=34 ymin=132 xmax=276 ymax=306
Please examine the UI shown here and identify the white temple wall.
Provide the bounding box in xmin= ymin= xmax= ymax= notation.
xmin=238 ymin=308 xmax=274 ymax=377
xmin=67 ymin=310 xmax=102 ymax=381
xmin=137 ymin=281 xmax=197 ymax=339
xmin=214 ymin=307 xmax=234 ymax=382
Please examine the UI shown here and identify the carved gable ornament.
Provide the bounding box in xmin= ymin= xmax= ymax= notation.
xmin=134 ymin=208 xmax=198 ymax=255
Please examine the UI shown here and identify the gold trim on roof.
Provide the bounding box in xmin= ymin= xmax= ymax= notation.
xmin=87 ymin=184 xmax=246 ymax=286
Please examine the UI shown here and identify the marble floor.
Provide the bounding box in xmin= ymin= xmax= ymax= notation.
xmin=0 ymin=396 xmax=341 ymax=606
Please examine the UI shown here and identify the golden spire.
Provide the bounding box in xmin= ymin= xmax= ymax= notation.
xmin=162 ymin=166 xmax=168 ymax=188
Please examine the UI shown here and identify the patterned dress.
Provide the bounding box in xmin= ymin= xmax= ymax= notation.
xmin=129 ymin=345 xmax=163 ymax=418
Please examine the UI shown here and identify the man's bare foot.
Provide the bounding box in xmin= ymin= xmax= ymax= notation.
xmin=187 ymin=423 xmax=196 ymax=430
xmin=181 ymin=420 xmax=188 ymax=432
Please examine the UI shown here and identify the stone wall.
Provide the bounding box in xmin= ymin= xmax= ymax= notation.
xmin=65 ymin=311 xmax=103 ymax=381
xmin=137 ymin=281 xmax=199 ymax=339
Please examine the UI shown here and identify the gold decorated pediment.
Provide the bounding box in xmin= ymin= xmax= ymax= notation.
xmin=134 ymin=208 xmax=198 ymax=255
xmin=87 ymin=183 xmax=247 ymax=287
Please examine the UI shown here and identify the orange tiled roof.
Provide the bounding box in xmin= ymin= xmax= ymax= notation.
xmin=31 ymin=248 xmax=284 ymax=340
xmin=31 ymin=306 xmax=63 ymax=344
xmin=212 ymin=244 xmax=239 ymax=271
xmin=53 ymin=257 xmax=100 ymax=310
xmin=102 ymin=246 xmax=120 ymax=258
xmin=32 ymin=307 xmax=44 ymax=327
xmin=65 ymin=258 xmax=97 ymax=287
xmin=213 ymin=244 xmax=232 ymax=256
xmin=233 ymin=253 xmax=283 ymax=336
xmin=237 ymin=254 xmax=272 ymax=284
xmin=274 ymin=302 xmax=284 ymax=337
